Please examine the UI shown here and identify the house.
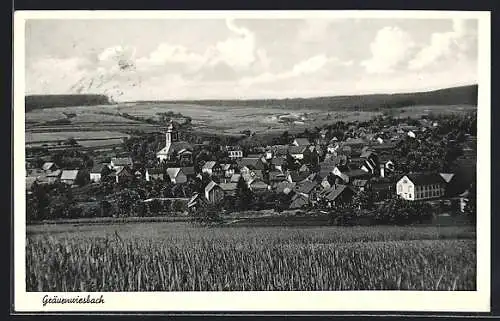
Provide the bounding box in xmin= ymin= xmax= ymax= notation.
xmin=204 ymin=181 xmax=224 ymax=204
xmin=202 ymin=161 xmax=221 ymax=177
xmin=275 ymin=181 xmax=296 ymax=194
xmin=166 ymin=168 xmax=188 ymax=184
xmin=90 ymin=163 xmax=109 ymax=183
xmin=268 ymin=170 xmax=288 ymax=185
xmin=230 ymin=174 xmax=242 ymax=183
xmin=295 ymin=180 xmax=319 ymax=202
xmin=187 ymin=193 xmax=207 ymax=212
xmin=287 ymin=171 xmax=310 ymax=183
xmin=225 ymin=146 xmax=243 ymax=160
xmin=396 ymin=173 xmax=445 ymax=201
xmin=352 ymin=179 xmax=370 ymax=192
xmin=110 ymin=157 xmax=133 ymax=171
xmin=237 ymin=157 xmax=266 ymax=171
xmin=248 ymin=179 xmax=269 ymax=193
xmin=289 ymin=145 xmax=308 ymax=160
xmin=42 ymin=162 xmax=58 ymax=172
xmin=219 ymin=182 xmax=238 ymax=196
xmin=181 ymin=166 xmax=196 ymax=179
xmin=289 ymin=193 xmax=309 ymax=209
xmin=333 ymin=165 xmax=369 ymax=183
xmin=145 ymin=167 xmax=164 ymax=181
xmin=299 ymin=164 xmax=310 ymax=173
xmin=319 ymin=185 xmax=356 ymax=207
xmin=43 ymin=169 xmax=61 ymax=184
xmin=114 ymin=166 xmax=134 ymax=184
xmin=292 ymin=138 xmax=311 ymax=146
xmin=221 ymin=163 xmax=236 ymax=178
xmin=156 ymin=122 xmax=193 ymax=164
xmin=60 ymin=170 xmax=80 ymax=185
xmin=271 ymin=157 xmax=286 ymax=171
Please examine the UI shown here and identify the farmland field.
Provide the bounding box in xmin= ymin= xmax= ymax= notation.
xmin=26 ymin=222 xmax=476 ymax=291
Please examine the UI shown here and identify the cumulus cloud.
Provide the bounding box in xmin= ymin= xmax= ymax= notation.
xmin=408 ymin=19 xmax=477 ymax=70
xmin=297 ymin=19 xmax=333 ymax=43
xmin=240 ymin=54 xmax=349 ymax=87
xmin=361 ymin=26 xmax=416 ymax=74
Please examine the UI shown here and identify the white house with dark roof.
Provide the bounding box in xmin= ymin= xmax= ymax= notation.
xmin=396 ymin=173 xmax=445 ymax=201
xmin=110 ymin=157 xmax=133 ymax=171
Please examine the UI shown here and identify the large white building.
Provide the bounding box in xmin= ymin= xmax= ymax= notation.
xmin=396 ymin=173 xmax=445 ymax=201
xmin=156 ymin=122 xmax=192 ymax=163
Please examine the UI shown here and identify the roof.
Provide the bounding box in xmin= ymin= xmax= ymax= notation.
xmin=221 ymin=163 xmax=231 ymax=171
xmin=294 ymin=138 xmax=311 ymax=146
xmin=289 ymin=193 xmax=309 ymax=209
xmin=247 ymin=153 xmax=263 ymax=158
xmin=147 ymin=167 xmax=163 ymax=175
xmin=345 ymin=169 xmax=371 ymax=178
xmin=269 ymin=171 xmax=287 ymax=181
xmin=91 ymin=163 xmax=108 ymax=174
xmin=111 ymin=157 xmax=132 ymax=166
xmin=289 ymin=145 xmax=308 ymax=154
xmin=360 ymin=150 xmax=375 ymax=159
xmin=296 ymin=180 xmax=318 ymax=194
xmin=405 ymin=173 xmax=445 ymax=185
xmin=321 ymin=185 xmax=354 ymax=201
xmin=252 ymin=170 xmax=264 ymax=179
xmin=230 ymin=174 xmax=242 ymax=183
xmin=289 ymin=171 xmax=310 ymax=183
xmin=42 ymin=162 xmax=56 ymax=171
xmin=271 ymin=145 xmax=290 ymax=156
xmin=204 ymin=181 xmax=219 ymax=193
xmin=352 ymin=179 xmax=369 ymax=187
xmin=166 ymin=168 xmax=182 ymax=179
xmin=116 ymin=167 xmax=133 ymax=176
xmin=219 ymin=183 xmax=237 ymax=192
xmin=181 ymin=167 xmax=195 ymax=176
xmin=202 ymin=161 xmax=217 ymax=169
xmin=275 ymin=181 xmax=296 ymax=194
xmin=60 ymin=170 xmax=79 ymax=181
xmin=439 ymin=173 xmax=455 ymax=183
xmin=157 ymin=141 xmax=193 ymax=156
xmin=272 ymin=157 xmax=286 ymax=166
xmin=250 ymin=180 xmax=269 ymax=190
xmin=237 ymin=157 xmax=264 ymax=170
xmin=46 ymin=169 xmax=62 ymax=177
xmin=343 ymin=138 xmax=366 ymax=145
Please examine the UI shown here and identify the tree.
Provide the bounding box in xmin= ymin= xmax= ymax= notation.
xmin=463 ymin=181 xmax=476 ymax=224
xmin=235 ymin=176 xmax=252 ymax=211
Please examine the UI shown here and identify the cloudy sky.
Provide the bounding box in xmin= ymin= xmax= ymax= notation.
xmin=25 ymin=17 xmax=478 ymax=101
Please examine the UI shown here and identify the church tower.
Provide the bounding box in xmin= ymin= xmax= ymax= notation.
xmin=165 ymin=122 xmax=173 ymax=153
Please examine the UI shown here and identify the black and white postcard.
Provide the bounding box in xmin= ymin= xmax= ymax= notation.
xmin=13 ymin=10 xmax=491 ymax=313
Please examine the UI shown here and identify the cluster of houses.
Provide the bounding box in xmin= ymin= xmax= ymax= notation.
xmin=26 ymin=119 xmax=475 ymax=214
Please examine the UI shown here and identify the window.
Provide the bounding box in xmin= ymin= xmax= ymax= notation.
xmin=398 ymin=185 xmax=402 ymax=193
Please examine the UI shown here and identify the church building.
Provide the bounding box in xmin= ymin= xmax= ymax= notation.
xmin=156 ymin=122 xmax=193 ymax=165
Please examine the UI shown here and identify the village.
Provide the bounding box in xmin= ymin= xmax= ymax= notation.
xmin=25 ymin=110 xmax=477 ymax=225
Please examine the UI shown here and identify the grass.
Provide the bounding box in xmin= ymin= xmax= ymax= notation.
xmin=26 ymin=223 xmax=476 ymax=291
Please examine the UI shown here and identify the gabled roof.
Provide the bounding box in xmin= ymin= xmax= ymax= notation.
xmin=202 ymin=161 xmax=217 ymax=169
xmin=91 ymin=163 xmax=108 ymax=174
xmin=294 ymin=138 xmax=311 ymax=146
xmin=275 ymin=181 xmax=296 ymax=194
xmin=296 ymin=180 xmax=318 ymax=194
xmin=269 ymin=171 xmax=286 ymax=181
xmin=205 ymin=181 xmax=219 ymax=193
xmin=249 ymin=180 xmax=269 ymax=190
xmin=230 ymin=174 xmax=242 ymax=183
xmin=219 ymin=183 xmax=238 ymax=192
xmin=405 ymin=173 xmax=445 ymax=185
xmin=42 ymin=162 xmax=57 ymax=171
xmin=272 ymin=157 xmax=286 ymax=166
xmin=345 ymin=169 xmax=371 ymax=178
xmin=221 ymin=163 xmax=232 ymax=171
xmin=116 ymin=166 xmax=133 ymax=177
xmin=46 ymin=169 xmax=62 ymax=177
xmin=111 ymin=157 xmax=132 ymax=166
xmin=289 ymin=171 xmax=310 ymax=183
xmin=181 ymin=166 xmax=195 ymax=176
xmin=352 ymin=179 xmax=369 ymax=187
xmin=166 ymin=168 xmax=182 ymax=179
xmin=321 ymin=185 xmax=355 ymax=201
xmin=237 ymin=157 xmax=264 ymax=169
xmin=289 ymin=145 xmax=308 ymax=154
xmin=147 ymin=167 xmax=164 ymax=175
xmin=439 ymin=173 xmax=455 ymax=183
xmin=289 ymin=193 xmax=309 ymax=208
xmin=60 ymin=170 xmax=79 ymax=180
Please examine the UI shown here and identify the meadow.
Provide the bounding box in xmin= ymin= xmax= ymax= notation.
xmin=26 ymin=222 xmax=476 ymax=291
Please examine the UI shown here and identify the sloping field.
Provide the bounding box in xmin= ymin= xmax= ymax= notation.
xmin=26 ymin=130 xmax=129 ymax=143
